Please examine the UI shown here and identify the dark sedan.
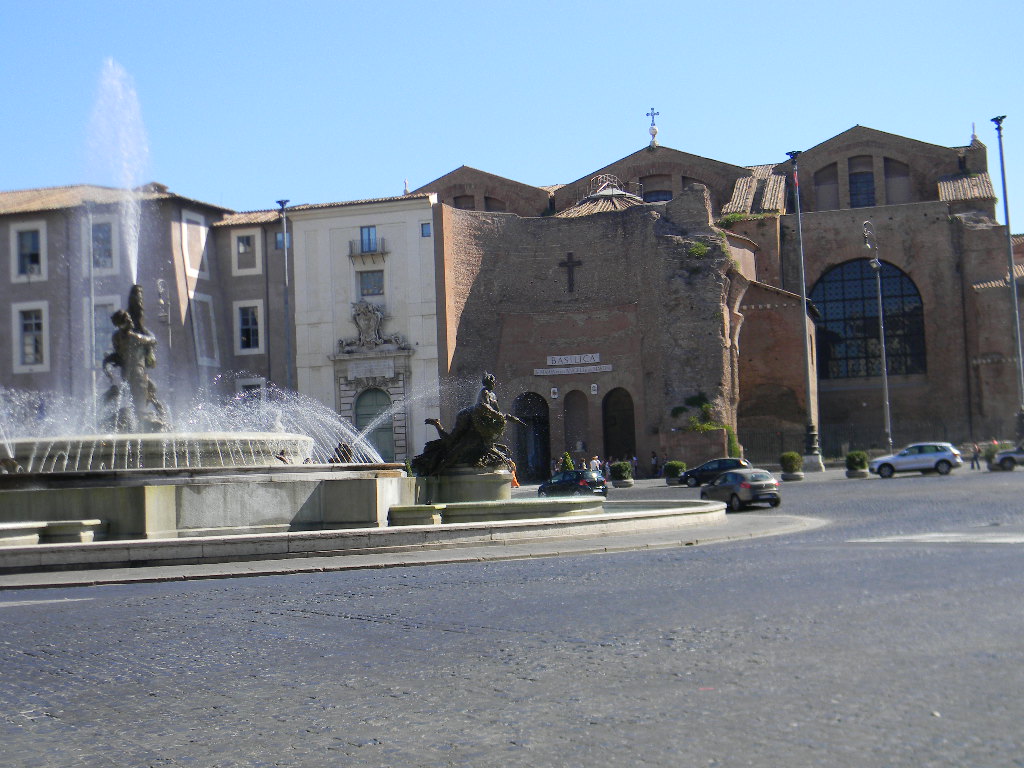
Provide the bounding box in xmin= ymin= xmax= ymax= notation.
xmin=538 ymin=469 xmax=608 ymax=497
xmin=679 ymin=457 xmax=752 ymax=487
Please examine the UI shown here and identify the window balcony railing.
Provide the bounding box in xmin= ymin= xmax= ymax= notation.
xmin=349 ymin=238 xmax=388 ymax=257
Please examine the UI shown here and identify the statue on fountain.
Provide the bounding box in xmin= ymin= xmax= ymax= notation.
xmin=101 ymin=285 xmax=170 ymax=433
xmin=412 ymin=373 xmax=524 ymax=476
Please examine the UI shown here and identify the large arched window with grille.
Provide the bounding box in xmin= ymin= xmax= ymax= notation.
xmin=810 ymin=259 xmax=925 ymax=379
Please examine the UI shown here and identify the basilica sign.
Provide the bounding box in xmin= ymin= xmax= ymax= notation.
xmin=546 ymin=353 xmax=600 ymax=366
xmin=535 ymin=353 xmax=611 ymax=376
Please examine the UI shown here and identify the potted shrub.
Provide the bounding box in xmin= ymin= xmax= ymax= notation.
xmin=845 ymin=450 xmax=870 ymax=478
xmin=558 ymin=451 xmax=574 ymax=471
xmin=609 ymin=460 xmax=634 ymax=488
xmin=779 ymin=451 xmax=804 ymax=482
xmin=663 ymin=460 xmax=686 ymax=485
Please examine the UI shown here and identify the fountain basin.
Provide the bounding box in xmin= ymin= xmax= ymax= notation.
xmin=5 ymin=431 xmax=316 ymax=473
xmin=0 ymin=463 xmax=411 ymax=540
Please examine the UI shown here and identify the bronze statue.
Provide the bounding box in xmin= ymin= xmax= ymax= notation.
xmin=412 ymin=373 xmax=525 ymax=476
xmin=101 ymin=285 xmax=169 ymax=433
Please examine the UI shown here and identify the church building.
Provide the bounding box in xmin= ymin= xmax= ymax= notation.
xmin=415 ymin=124 xmax=1020 ymax=475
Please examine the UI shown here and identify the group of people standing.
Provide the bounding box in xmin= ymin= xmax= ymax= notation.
xmin=552 ymin=451 xmax=669 ymax=479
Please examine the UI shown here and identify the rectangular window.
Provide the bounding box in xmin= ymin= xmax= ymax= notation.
xmin=11 ymin=301 xmax=49 ymax=372
xmin=192 ymin=293 xmax=219 ymax=366
xmin=275 ymin=231 xmax=291 ymax=250
xmin=359 ymin=270 xmax=384 ymax=297
xmin=17 ymin=230 xmax=41 ymax=276
xmin=421 ymin=222 xmax=431 ymax=237
xmin=232 ymin=299 xmax=264 ymax=355
xmin=92 ymin=222 xmax=113 ymax=270
xmin=182 ymin=211 xmax=210 ymax=278
xmin=10 ymin=221 xmax=47 ymax=282
xmin=92 ymin=299 xmax=118 ymax=368
xmin=235 ymin=234 xmax=256 ymax=272
xmin=20 ymin=309 xmax=43 ymax=365
xmin=360 ymin=225 xmax=377 ymax=253
xmin=239 ymin=305 xmax=259 ymax=350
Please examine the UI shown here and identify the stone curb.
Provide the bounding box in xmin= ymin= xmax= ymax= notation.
xmin=0 ymin=514 xmax=824 ymax=591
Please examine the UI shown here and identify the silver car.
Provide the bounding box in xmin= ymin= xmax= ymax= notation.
xmin=700 ymin=468 xmax=781 ymax=511
xmin=869 ymin=442 xmax=963 ymax=478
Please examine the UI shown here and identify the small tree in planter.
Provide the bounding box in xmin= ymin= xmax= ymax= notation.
xmin=845 ymin=450 xmax=870 ymax=478
xmin=559 ymin=451 xmax=574 ymax=471
xmin=663 ymin=460 xmax=686 ymax=485
xmin=609 ymin=460 xmax=634 ymax=488
xmin=779 ymin=451 xmax=804 ymax=481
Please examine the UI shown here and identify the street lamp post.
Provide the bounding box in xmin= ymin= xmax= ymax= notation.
xmin=786 ymin=150 xmax=824 ymax=470
xmin=276 ymin=199 xmax=294 ymax=391
xmin=991 ymin=116 xmax=1024 ymax=438
xmin=863 ymin=220 xmax=894 ymax=454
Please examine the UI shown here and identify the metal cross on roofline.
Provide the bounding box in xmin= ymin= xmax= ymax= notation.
xmin=647 ymin=108 xmax=659 ymax=127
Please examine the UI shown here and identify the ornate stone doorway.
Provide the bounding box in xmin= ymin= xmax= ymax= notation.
xmin=602 ymin=387 xmax=636 ymax=461
xmin=512 ymin=392 xmax=550 ymax=482
xmin=354 ymin=388 xmax=395 ymax=461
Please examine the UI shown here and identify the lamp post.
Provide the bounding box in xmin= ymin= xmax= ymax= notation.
xmin=786 ymin=150 xmax=824 ymax=470
xmin=863 ymin=221 xmax=894 ymax=454
xmin=991 ymin=116 xmax=1024 ymax=438
xmin=276 ymin=199 xmax=294 ymax=391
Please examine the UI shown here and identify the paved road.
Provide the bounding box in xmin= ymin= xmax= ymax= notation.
xmin=2 ymin=468 xmax=1023 ymax=767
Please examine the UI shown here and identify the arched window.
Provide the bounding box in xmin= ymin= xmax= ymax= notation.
xmin=884 ymin=158 xmax=911 ymax=204
xmin=810 ymin=260 xmax=925 ymax=380
xmin=484 ymin=196 xmax=507 ymax=212
xmin=640 ymin=174 xmax=672 ymax=202
xmin=354 ymin=388 xmax=394 ymax=461
xmin=848 ymin=155 xmax=875 ymax=208
xmin=813 ymin=163 xmax=839 ymax=211
xmin=453 ymin=195 xmax=475 ymax=210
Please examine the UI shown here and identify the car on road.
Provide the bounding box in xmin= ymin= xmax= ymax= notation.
xmin=700 ymin=468 xmax=781 ymax=511
xmin=679 ymin=457 xmax=752 ymax=487
xmin=993 ymin=443 xmax=1024 ymax=471
xmin=869 ymin=442 xmax=963 ymax=478
xmin=538 ymin=469 xmax=608 ymax=497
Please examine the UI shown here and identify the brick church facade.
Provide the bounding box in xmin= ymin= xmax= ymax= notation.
xmin=416 ymin=126 xmax=1021 ymax=475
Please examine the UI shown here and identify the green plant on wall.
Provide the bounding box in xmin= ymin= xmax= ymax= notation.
xmin=687 ymin=242 xmax=709 ymax=259
xmin=676 ymin=392 xmax=741 ymax=458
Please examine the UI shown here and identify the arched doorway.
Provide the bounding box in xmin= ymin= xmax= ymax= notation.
xmin=563 ymin=389 xmax=589 ymax=464
xmin=354 ymin=388 xmax=395 ymax=461
xmin=513 ymin=392 xmax=550 ymax=481
xmin=602 ymin=387 xmax=636 ymax=461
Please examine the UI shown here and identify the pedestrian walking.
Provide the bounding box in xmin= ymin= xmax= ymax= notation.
xmin=970 ymin=442 xmax=981 ymax=470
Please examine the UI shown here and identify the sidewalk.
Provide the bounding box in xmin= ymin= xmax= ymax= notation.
xmin=0 ymin=512 xmax=824 ymax=592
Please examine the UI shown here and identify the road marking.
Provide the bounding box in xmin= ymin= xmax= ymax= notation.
xmin=850 ymin=532 xmax=1024 ymax=544
xmin=0 ymin=598 xmax=95 ymax=608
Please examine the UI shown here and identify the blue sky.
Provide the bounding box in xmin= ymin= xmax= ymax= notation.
xmin=4 ymin=0 xmax=1022 ymax=230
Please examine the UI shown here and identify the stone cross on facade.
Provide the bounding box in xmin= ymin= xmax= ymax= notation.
xmin=559 ymin=252 xmax=583 ymax=292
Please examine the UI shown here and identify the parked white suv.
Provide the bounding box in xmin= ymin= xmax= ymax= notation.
xmin=869 ymin=442 xmax=963 ymax=478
